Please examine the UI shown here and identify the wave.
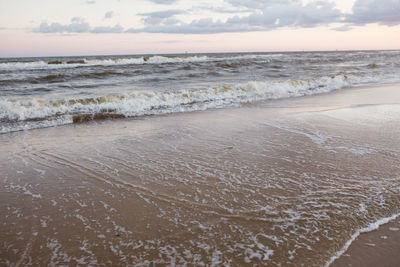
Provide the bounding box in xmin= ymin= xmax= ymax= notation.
xmin=0 ymin=54 xmax=281 ymax=70
xmin=325 ymin=212 xmax=400 ymax=267
xmin=1 ymin=74 xmax=350 ymax=133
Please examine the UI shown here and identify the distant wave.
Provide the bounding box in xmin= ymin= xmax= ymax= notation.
xmin=1 ymin=74 xmax=350 ymax=133
xmin=0 ymin=54 xmax=282 ymax=70
xmin=0 ymin=71 xmax=130 ymax=87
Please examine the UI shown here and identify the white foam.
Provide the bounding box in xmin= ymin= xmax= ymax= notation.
xmin=325 ymin=212 xmax=400 ymax=267
xmin=0 ymin=56 xmax=206 ymax=70
xmin=40 ymin=218 xmax=48 ymax=228
xmin=0 ymin=74 xmax=351 ymax=133
xmin=0 ymin=54 xmax=281 ymax=70
xmin=0 ymin=115 xmax=73 ymax=134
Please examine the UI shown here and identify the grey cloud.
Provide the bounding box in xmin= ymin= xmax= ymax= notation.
xmin=104 ymin=11 xmax=114 ymax=19
xmin=34 ymin=0 xmax=400 ymax=36
xmin=35 ymin=18 xmax=123 ymax=34
xmin=138 ymin=9 xmax=185 ymax=19
xmin=162 ymin=18 xmax=181 ymax=25
xmin=128 ymin=0 xmax=344 ymax=34
xmin=226 ymin=1 xmax=343 ymax=28
xmin=37 ymin=17 xmax=90 ymax=33
xmin=347 ymin=0 xmax=400 ymax=26
xmin=138 ymin=9 xmax=186 ymax=26
xmin=126 ymin=18 xmax=258 ymax=34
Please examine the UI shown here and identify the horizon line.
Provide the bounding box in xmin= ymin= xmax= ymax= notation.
xmin=1 ymin=48 xmax=400 ymax=59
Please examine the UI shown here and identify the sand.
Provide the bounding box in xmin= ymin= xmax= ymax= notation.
xmin=331 ymin=217 xmax=400 ymax=267
xmin=1 ymin=84 xmax=400 ymax=266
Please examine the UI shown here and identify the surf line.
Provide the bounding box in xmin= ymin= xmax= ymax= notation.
xmin=325 ymin=212 xmax=400 ymax=266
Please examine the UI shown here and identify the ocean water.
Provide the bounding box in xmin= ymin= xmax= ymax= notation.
xmin=1 ymin=50 xmax=400 ymax=133
xmin=1 ymin=51 xmax=400 ymax=266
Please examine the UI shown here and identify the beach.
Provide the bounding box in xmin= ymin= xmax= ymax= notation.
xmin=1 ymin=83 xmax=400 ymax=266
xmin=331 ymin=216 xmax=400 ymax=267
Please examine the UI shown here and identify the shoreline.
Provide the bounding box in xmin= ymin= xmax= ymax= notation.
xmin=1 ymin=83 xmax=400 ymax=266
xmin=330 ymin=213 xmax=400 ymax=267
xmin=328 ymin=213 xmax=400 ymax=266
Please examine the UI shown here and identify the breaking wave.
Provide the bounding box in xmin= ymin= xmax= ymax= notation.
xmin=0 ymin=54 xmax=281 ymax=70
xmin=1 ymin=74 xmax=350 ymax=133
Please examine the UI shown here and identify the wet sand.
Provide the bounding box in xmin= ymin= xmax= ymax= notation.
xmin=331 ymin=217 xmax=400 ymax=267
xmin=1 ymin=84 xmax=400 ymax=266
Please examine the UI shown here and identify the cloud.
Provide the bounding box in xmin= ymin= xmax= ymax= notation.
xmin=104 ymin=11 xmax=114 ymax=19
xmin=34 ymin=0 xmax=400 ymax=35
xmin=35 ymin=18 xmax=123 ymax=34
xmin=37 ymin=17 xmax=90 ymax=33
xmin=347 ymin=0 xmax=400 ymax=26
xmin=137 ymin=9 xmax=186 ymax=26
xmin=128 ymin=0 xmax=344 ymax=34
xmin=227 ymin=1 xmax=344 ymax=28
xmin=92 ymin=24 xmax=124 ymax=33
xmin=138 ymin=9 xmax=186 ymax=19
xmin=198 ymin=6 xmax=252 ymax=14
xmin=126 ymin=18 xmax=268 ymax=34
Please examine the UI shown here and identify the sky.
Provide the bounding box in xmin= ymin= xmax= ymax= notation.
xmin=0 ymin=0 xmax=399 ymax=57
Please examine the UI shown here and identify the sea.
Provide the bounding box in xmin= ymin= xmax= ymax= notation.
xmin=1 ymin=51 xmax=400 ymax=266
xmin=1 ymin=50 xmax=400 ymax=133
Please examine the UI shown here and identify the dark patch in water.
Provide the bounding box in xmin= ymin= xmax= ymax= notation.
xmin=215 ymin=61 xmax=251 ymax=68
xmin=77 ymin=71 xmax=123 ymax=79
xmin=182 ymin=65 xmax=192 ymax=70
xmin=215 ymin=62 xmax=234 ymax=68
xmin=42 ymin=74 xmax=67 ymax=80
xmin=147 ymin=77 xmax=161 ymax=82
xmin=66 ymin=60 xmax=85 ymax=64
xmin=134 ymin=70 xmax=152 ymax=75
xmin=187 ymin=73 xmax=201 ymax=78
xmin=72 ymin=113 xmax=125 ymax=123
xmin=47 ymin=60 xmax=63 ymax=65
xmin=270 ymin=65 xmax=284 ymax=69
xmin=207 ymin=71 xmax=221 ymax=76
xmin=48 ymin=60 xmax=86 ymax=65
xmin=33 ymin=87 xmax=53 ymax=92
xmin=30 ymin=74 xmax=67 ymax=84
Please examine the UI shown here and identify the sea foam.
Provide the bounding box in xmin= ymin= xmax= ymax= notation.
xmin=0 ymin=54 xmax=280 ymax=71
